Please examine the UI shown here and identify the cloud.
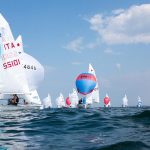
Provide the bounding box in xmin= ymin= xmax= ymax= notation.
xmin=88 ymin=4 xmax=150 ymax=44
xmin=104 ymin=48 xmax=113 ymax=54
xmin=104 ymin=48 xmax=121 ymax=55
xmin=64 ymin=37 xmax=84 ymax=53
xmin=116 ymin=63 xmax=121 ymax=70
xmin=112 ymin=9 xmax=125 ymax=15
xmin=72 ymin=62 xmax=82 ymax=65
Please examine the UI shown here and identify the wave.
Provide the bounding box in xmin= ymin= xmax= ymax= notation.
xmin=132 ymin=110 xmax=150 ymax=119
xmin=89 ymin=141 xmax=150 ymax=150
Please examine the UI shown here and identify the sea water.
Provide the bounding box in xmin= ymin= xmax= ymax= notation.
xmin=0 ymin=106 xmax=150 ymax=150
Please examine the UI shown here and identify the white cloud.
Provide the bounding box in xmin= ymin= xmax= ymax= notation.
xmin=116 ymin=63 xmax=121 ymax=70
xmin=88 ymin=4 xmax=150 ymax=44
xmin=104 ymin=48 xmax=121 ymax=55
xmin=72 ymin=62 xmax=82 ymax=65
xmin=64 ymin=37 xmax=84 ymax=53
xmin=104 ymin=48 xmax=113 ymax=54
xmin=112 ymin=9 xmax=125 ymax=15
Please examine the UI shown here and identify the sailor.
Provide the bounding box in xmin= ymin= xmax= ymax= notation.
xmin=8 ymin=94 xmax=19 ymax=105
xmin=78 ymin=98 xmax=83 ymax=104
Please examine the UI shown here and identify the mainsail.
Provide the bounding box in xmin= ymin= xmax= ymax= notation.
xmin=23 ymin=89 xmax=41 ymax=105
xmin=40 ymin=93 xmax=52 ymax=109
xmin=87 ymin=64 xmax=100 ymax=103
xmin=69 ymin=88 xmax=78 ymax=108
xmin=137 ymin=96 xmax=142 ymax=107
xmin=56 ymin=93 xmax=65 ymax=108
xmin=0 ymin=14 xmax=14 ymax=42
xmin=122 ymin=94 xmax=128 ymax=107
xmin=0 ymin=29 xmax=30 ymax=94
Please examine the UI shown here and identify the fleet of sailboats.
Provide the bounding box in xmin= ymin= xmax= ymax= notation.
xmin=0 ymin=14 xmax=145 ymax=109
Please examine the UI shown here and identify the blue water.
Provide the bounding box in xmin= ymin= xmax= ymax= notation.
xmin=0 ymin=106 xmax=150 ymax=150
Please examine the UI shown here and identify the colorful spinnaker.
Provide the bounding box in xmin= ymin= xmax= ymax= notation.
xmin=66 ymin=96 xmax=71 ymax=106
xmin=76 ymin=73 xmax=96 ymax=95
xmin=104 ymin=93 xmax=111 ymax=107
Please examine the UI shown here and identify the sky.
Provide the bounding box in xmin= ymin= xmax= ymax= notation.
xmin=0 ymin=0 xmax=150 ymax=106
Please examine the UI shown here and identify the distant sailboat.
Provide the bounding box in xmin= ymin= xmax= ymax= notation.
xmin=137 ymin=96 xmax=142 ymax=107
xmin=56 ymin=93 xmax=65 ymax=108
xmin=104 ymin=93 xmax=111 ymax=107
xmin=88 ymin=64 xmax=100 ymax=103
xmin=122 ymin=94 xmax=128 ymax=107
xmin=76 ymin=64 xmax=99 ymax=108
xmin=65 ymin=96 xmax=72 ymax=108
xmin=86 ymin=64 xmax=100 ymax=107
xmin=69 ymin=88 xmax=78 ymax=108
xmin=40 ymin=94 xmax=52 ymax=109
xmin=23 ymin=89 xmax=41 ymax=105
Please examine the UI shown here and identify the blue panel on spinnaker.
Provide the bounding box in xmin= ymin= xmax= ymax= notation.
xmin=76 ymin=73 xmax=96 ymax=95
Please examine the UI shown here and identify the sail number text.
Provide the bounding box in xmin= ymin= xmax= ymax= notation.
xmin=3 ymin=59 xmax=20 ymax=69
xmin=23 ymin=64 xmax=37 ymax=70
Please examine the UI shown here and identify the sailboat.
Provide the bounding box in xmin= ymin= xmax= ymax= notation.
xmin=65 ymin=96 xmax=71 ymax=107
xmin=76 ymin=64 xmax=99 ymax=108
xmin=122 ymin=94 xmax=128 ymax=107
xmin=0 ymin=14 xmax=44 ymax=105
xmin=40 ymin=94 xmax=52 ymax=109
xmin=86 ymin=64 xmax=100 ymax=107
xmin=104 ymin=93 xmax=111 ymax=107
xmin=69 ymin=88 xmax=78 ymax=108
xmin=137 ymin=96 xmax=142 ymax=107
xmin=56 ymin=93 xmax=65 ymax=108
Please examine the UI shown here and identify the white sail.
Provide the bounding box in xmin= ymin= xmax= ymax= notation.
xmin=0 ymin=14 xmax=44 ymax=105
xmin=15 ymin=35 xmax=24 ymax=53
xmin=23 ymin=89 xmax=41 ymax=105
xmin=0 ymin=14 xmax=14 ymax=42
xmin=14 ymin=34 xmax=44 ymax=90
xmin=40 ymin=94 xmax=52 ymax=109
xmin=122 ymin=94 xmax=128 ymax=107
xmin=88 ymin=64 xmax=100 ymax=103
xmin=86 ymin=93 xmax=93 ymax=105
xmin=137 ymin=96 xmax=142 ymax=107
xmin=69 ymin=88 xmax=78 ymax=108
xmin=0 ymin=29 xmax=30 ymax=94
xmin=19 ymin=52 xmax=44 ymax=90
xmin=56 ymin=93 xmax=65 ymax=108
xmin=14 ymin=33 xmax=44 ymax=90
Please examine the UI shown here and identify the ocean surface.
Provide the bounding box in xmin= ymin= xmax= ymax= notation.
xmin=0 ymin=106 xmax=150 ymax=150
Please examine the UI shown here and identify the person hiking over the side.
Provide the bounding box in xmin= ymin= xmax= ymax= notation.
xmin=8 ymin=94 xmax=19 ymax=106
